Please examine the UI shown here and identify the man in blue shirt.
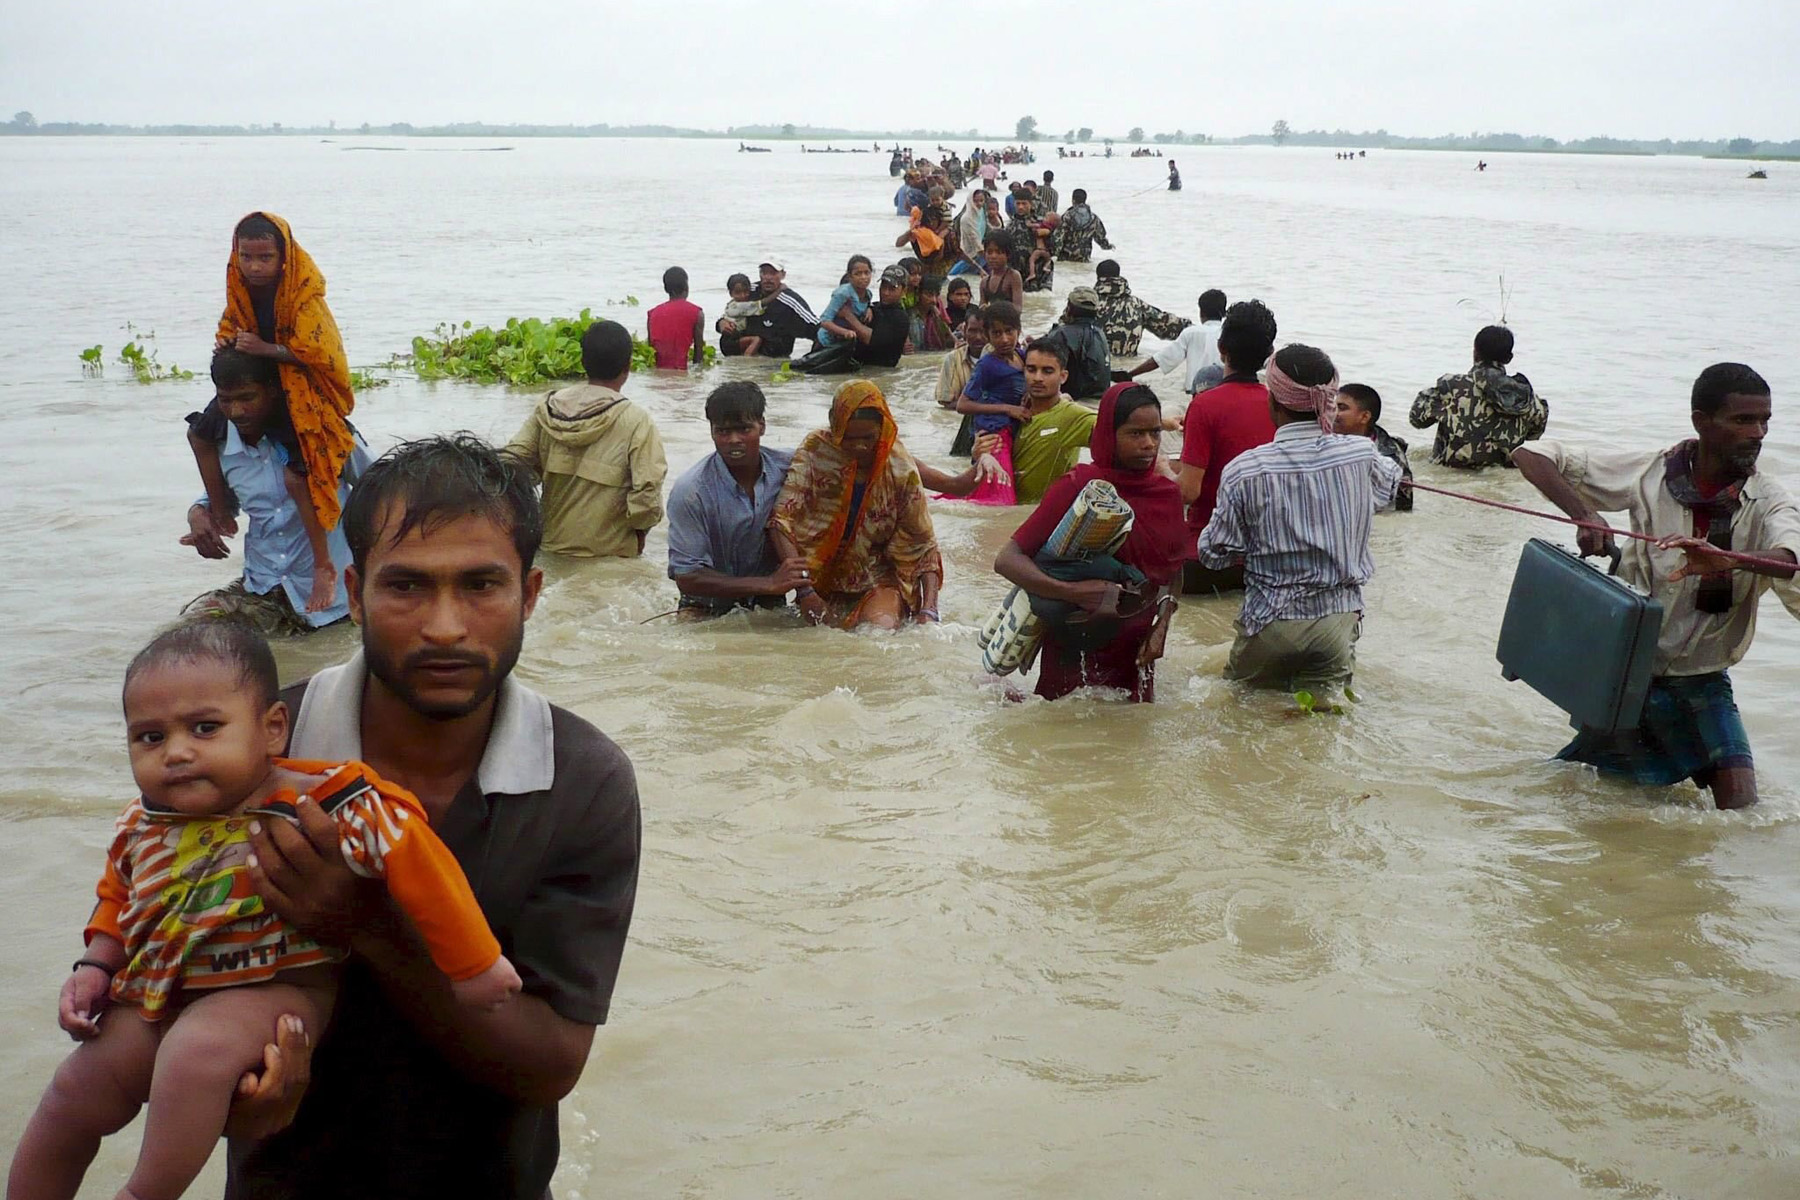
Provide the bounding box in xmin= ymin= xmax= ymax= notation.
xmin=667 ymin=382 xmax=1002 ymax=617
xmin=180 ymin=348 xmax=371 ymax=633
xmin=667 ymin=382 xmax=809 ymax=618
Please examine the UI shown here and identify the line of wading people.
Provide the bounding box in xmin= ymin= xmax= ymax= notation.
xmin=9 ymin=195 xmax=1800 ymax=1200
xmin=163 ymin=209 xmax=1800 ymax=814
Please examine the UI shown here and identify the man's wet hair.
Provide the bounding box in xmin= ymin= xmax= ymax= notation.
xmin=581 ymin=319 xmax=634 ymax=380
xmin=1338 ymin=382 xmax=1382 ymax=422
xmin=1273 ymin=343 xmax=1336 ymax=388
xmin=1043 ymin=170 xmax=1055 ymax=182
xmin=705 ymin=380 xmax=768 ymax=426
xmin=1474 ymin=324 xmax=1515 ymax=365
xmin=1095 ymin=259 xmax=1121 ymax=279
xmin=963 ymin=304 xmax=987 ymax=329
xmin=345 ymin=434 xmax=544 ymax=575
xmin=1025 ymin=340 xmax=1068 ymax=369
xmin=919 ymin=274 xmax=944 ymax=297
xmin=984 ymin=300 xmax=1022 ymax=333
xmin=662 ymin=266 xmax=689 ymax=297
xmin=211 ymin=345 xmax=281 ymax=390
xmin=1071 ymin=188 xmax=1088 ymax=203
xmin=1198 ymin=289 xmax=1228 ymax=321
xmin=1217 ymin=300 xmax=1279 ymax=374
xmin=1692 ymin=363 xmax=1770 ymax=416
xmin=124 ymin=618 xmax=280 ymax=713
xmin=233 ymin=213 xmax=286 ymax=256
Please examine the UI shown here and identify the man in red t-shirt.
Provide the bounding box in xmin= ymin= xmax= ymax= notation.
xmin=1177 ymin=299 xmax=1278 ymax=593
xmin=645 ymin=266 xmax=705 ymax=370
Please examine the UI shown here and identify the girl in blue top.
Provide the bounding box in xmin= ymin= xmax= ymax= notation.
xmin=953 ymin=300 xmax=1027 ymax=504
xmin=817 ymin=255 xmax=874 ymax=347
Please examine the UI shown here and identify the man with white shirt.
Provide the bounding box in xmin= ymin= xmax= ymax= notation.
xmin=180 ymin=347 xmax=369 ymax=634
xmin=1512 ymin=363 xmax=1800 ymax=809
xmin=1124 ymin=288 xmax=1227 ymax=395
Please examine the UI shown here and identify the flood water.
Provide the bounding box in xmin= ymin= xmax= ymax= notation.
xmin=3 ymin=136 xmax=1800 ymax=1197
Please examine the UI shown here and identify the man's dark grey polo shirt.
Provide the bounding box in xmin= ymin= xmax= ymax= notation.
xmin=227 ymin=651 xmax=641 ymax=1199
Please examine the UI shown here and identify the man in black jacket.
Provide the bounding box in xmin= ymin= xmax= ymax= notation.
xmin=717 ymin=257 xmax=819 ymax=358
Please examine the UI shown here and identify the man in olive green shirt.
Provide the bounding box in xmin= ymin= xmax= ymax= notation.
xmin=1013 ymin=341 xmax=1098 ymax=504
xmin=505 ymin=320 xmax=667 ymax=557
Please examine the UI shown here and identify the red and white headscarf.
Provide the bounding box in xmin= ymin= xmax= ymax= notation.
xmin=1264 ymin=353 xmax=1341 ymax=433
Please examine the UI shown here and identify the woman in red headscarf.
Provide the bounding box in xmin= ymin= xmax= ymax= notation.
xmin=996 ymin=383 xmax=1187 ymax=700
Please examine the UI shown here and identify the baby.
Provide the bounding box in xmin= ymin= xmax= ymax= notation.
xmin=9 ymin=620 xmax=519 ymax=1200
xmin=722 ymin=272 xmax=765 ymax=358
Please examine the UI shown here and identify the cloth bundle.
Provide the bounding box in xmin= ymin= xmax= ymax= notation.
xmin=979 ymin=480 xmax=1136 ymax=675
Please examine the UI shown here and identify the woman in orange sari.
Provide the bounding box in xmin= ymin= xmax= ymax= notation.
xmin=187 ymin=212 xmax=356 ymax=611
xmin=769 ymin=381 xmax=944 ymax=630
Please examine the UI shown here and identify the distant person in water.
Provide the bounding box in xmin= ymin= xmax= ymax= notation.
xmin=504 ymin=320 xmax=667 ymax=557
xmin=1409 ymin=324 xmax=1548 ymax=468
xmin=716 ymin=258 xmax=818 ymax=359
xmin=1512 ymin=363 xmax=1800 ymax=810
xmin=1054 ymin=189 xmax=1114 ymax=262
xmin=646 ymin=266 xmax=705 ymax=369
xmin=189 ymin=212 xmax=357 ymax=617
xmin=1168 ymin=160 xmax=1182 ymax=190
xmin=181 ymin=347 xmax=372 ymax=634
xmin=1333 ymin=383 xmax=1414 ymax=511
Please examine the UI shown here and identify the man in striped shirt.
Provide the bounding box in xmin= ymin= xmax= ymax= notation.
xmin=1197 ymin=344 xmax=1404 ymax=694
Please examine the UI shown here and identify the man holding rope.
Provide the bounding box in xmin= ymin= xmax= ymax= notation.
xmin=1512 ymin=363 xmax=1800 ymax=809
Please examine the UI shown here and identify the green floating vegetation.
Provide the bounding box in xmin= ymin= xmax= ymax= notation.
xmin=348 ymin=368 xmax=391 ymax=391
xmin=77 ymin=325 xmax=194 ymax=382
xmin=402 ymin=310 xmax=714 ymax=387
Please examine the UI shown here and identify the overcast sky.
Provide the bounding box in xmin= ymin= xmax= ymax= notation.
xmin=4 ymin=0 xmax=1795 ymax=140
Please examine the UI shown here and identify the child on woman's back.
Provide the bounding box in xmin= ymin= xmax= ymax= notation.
xmin=8 ymin=620 xmax=518 ymax=1200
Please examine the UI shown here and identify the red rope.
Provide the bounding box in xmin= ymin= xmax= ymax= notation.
xmin=1406 ymin=481 xmax=1799 ymax=574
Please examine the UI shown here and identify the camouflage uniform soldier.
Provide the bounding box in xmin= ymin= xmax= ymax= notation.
xmin=1409 ymin=325 xmax=1548 ymax=468
xmin=1095 ymin=261 xmax=1191 ymax=357
xmin=1053 ymin=189 xmax=1115 ymax=262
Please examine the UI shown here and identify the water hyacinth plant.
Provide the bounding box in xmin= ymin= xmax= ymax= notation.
xmin=402 ymin=310 xmax=713 ymax=387
xmin=76 ymin=325 xmax=194 ymax=382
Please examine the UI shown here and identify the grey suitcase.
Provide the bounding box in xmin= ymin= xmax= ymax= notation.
xmin=1496 ymin=538 xmax=1663 ymax=733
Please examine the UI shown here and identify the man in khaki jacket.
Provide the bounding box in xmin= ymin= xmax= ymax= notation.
xmin=505 ymin=320 xmax=667 ymax=557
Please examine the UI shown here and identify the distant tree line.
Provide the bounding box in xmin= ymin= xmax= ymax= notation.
xmin=4 ymin=111 xmax=1794 ymax=157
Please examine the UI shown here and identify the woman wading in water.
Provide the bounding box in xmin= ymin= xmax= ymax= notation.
xmin=770 ymin=382 xmax=945 ymax=630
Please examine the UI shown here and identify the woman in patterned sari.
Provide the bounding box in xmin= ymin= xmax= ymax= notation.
xmin=770 ymin=381 xmax=945 ymax=630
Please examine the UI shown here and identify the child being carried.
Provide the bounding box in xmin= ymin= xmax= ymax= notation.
xmin=9 ymin=620 xmax=519 ymax=1200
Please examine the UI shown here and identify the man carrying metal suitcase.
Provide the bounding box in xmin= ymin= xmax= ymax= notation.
xmin=1512 ymin=363 xmax=1800 ymax=809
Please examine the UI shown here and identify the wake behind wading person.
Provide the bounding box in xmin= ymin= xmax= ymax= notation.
xmin=1512 ymin=363 xmax=1800 ymax=810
